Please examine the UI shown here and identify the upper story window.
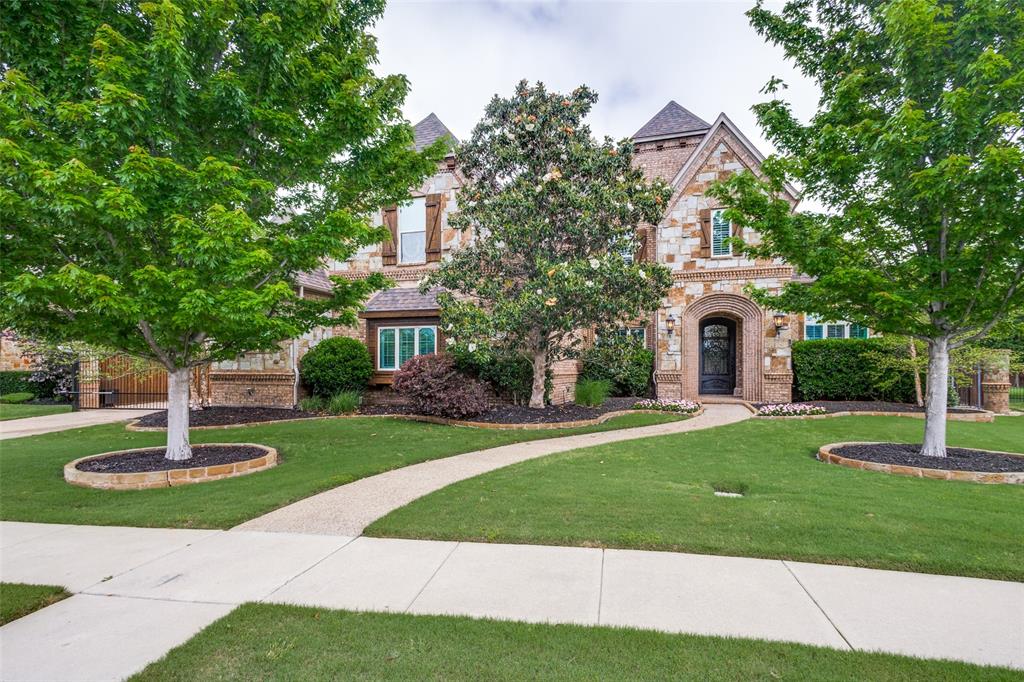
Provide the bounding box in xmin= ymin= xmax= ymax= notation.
xmin=398 ymin=198 xmax=426 ymax=264
xmin=711 ymin=209 xmax=732 ymax=257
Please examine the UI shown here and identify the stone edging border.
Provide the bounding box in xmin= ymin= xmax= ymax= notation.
xmin=817 ymin=441 xmax=1024 ymax=484
xmin=757 ymin=409 xmax=994 ymax=423
xmin=125 ymin=406 xmax=703 ymax=433
xmin=64 ymin=443 xmax=278 ymax=490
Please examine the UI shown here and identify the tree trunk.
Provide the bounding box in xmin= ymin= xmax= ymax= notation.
xmin=909 ymin=340 xmax=923 ymax=407
xmin=920 ymin=337 xmax=949 ymax=458
xmin=166 ymin=367 xmax=193 ymax=461
xmin=529 ymin=348 xmax=546 ymax=409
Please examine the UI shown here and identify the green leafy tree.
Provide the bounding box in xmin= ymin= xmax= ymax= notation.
xmin=711 ymin=0 xmax=1024 ymax=456
xmin=428 ymin=81 xmax=672 ymax=408
xmin=0 ymin=0 xmax=437 ymax=460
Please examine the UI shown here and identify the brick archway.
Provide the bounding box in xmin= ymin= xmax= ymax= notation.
xmin=683 ymin=293 xmax=764 ymax=401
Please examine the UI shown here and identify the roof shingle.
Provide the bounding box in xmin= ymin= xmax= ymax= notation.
xmin=364 ymin=286 xmax=444 ymax=313
xmin=413 ymin=113 xmax=458 ymax=154
xmin=632 ymin=101 xmax=711 ymax=141
xmin=294 ymin=270 xmax=333 ymax=294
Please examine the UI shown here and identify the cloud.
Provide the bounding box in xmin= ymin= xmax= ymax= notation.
xmin=371 ymin=0 xmax=820 ymax=158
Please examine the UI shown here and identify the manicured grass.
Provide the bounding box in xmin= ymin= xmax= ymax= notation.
xmin=1010 ymin=386 xmax=1023 ymax=411
xmin=132 ymin=603 xmax=1019 ymax=681
xmin=0 ymin=403 xmax=72 ymax=421
xmin=0 ymin=412 xmax=680 ymax=529
xmin=0 ymin=583 xmax=70 ymax=625
xmin=367 ymin=416 xmax=1024 ymax=581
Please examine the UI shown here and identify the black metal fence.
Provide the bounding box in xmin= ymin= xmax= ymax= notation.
xmin=952 ymin=366 xmax=985 ymax=409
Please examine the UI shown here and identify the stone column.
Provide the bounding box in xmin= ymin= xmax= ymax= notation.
xmin=78 ymin=358 xmax=100 ymax=409
xmin=981 ymin=350 xmax=1012 ymax=414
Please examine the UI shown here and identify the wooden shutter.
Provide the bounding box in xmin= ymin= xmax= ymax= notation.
xmin=698 ymin=208 xmax=711 ymax=258
xmin=382 ymin=206 xmax=398 ymax=266
xmin=425 ymin=193 xmax=442 ymax=262
xmin=635 ymin=227 xmax=648 ymax=262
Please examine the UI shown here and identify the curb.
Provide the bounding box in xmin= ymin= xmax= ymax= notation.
xmin=817 ymin=441 xmax=1024 ymax=484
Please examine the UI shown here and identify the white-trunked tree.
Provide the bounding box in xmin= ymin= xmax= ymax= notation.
xmin=0 ymin=0 xmax=437 ymax=460
xmin=711 ymin=0 xmax=1024 ymax=456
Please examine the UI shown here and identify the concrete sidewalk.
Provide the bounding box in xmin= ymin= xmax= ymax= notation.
xmin=236 ymin=403 xmax=753 ymax=535
xmin=0 ymin=409 xmax=155 ymax=441
xmin=1 ymin=522 xmax=1021 ymax=680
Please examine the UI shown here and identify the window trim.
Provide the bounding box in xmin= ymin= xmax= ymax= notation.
xmin=376 ymin=324 xmax=437 ymax=371
xmin=710 ymin=208 xmax=732 ymax=258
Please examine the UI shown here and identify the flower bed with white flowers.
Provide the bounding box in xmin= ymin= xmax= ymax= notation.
xmin=632 ymin=399 xmax=702 ymax=414
xmin=756 ymin=403 xmax=828 ymax=417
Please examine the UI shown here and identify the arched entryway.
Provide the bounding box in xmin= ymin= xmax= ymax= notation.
xmin=682 ymin=293 xmax=764 ymax=401
xmin=699 ymin=317 xmax=736 ymax=394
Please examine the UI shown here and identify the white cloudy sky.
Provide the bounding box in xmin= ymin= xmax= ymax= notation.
xmin=372 ymin=0 xmax=821 ymax=159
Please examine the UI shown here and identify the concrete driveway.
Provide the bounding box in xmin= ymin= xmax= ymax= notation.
xmin=0 ymin=409 xmax=156 ymax=441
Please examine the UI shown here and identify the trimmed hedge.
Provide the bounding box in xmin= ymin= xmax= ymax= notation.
xmin=0 ymin=371 xmax=34 ymax=396
xmin=299 ymin=337 xmax=373 ymax=398
xmin=580 ymin=336 xmax=654 ymax=397
xmin=792 ymin=338 xmax=917 ymax=402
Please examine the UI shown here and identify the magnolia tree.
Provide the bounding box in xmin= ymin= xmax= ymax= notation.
xmin=0 ymin=0 xmax=437 ymax=460
xmin=427 ymin=81 xmax=672 ymax=408
xmin=711 ymin=0 xmax=1024 ymax=456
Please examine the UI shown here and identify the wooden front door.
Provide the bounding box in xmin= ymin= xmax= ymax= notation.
xmin=699 ymin=317 xmax=736 ymax=395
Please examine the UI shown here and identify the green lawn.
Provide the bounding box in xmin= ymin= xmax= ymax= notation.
xmin=1010 ymin=386 xmax=1023 ymax=411
xmin=0 ymin=583 xmax=70 ymax=625
xmin=367 ymin=415 xmax=1024 ymax=581
xmin=132 ymin=604 xmax=1019 ymax=681
xmin=0 ymin=403 xmax=72 ymax=421
xmin=0 ymin=412 xmax=680 ymax=529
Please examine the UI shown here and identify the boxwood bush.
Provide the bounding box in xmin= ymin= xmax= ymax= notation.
xmin=580 ymin=336 xmax=654 ymax=397
xmin=0 ymin=371 xmax=34 ymax=396
xmin=299 ymin=337 xmax=373 ymax=398
xmin=792 ymin=338 xmax=917 ymax=402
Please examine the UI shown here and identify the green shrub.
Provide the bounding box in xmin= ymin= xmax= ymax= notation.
xmin=580 ymin=336 xmax=654 ymax=397
xmin=452 ymin=346 xmax=550 ymax=405
xmin=792 ymin=338 xmax=918 ymax=402
xmin=299 ymin=337 xmax=373 ymax=397
xmin=0 ymin=391 xmax=34 ymax=404
xmin=0 ymin=371 xmax=34 ymax=396
xmin=298 ymin=395 xmax=325 ymax=413
xmin=327 ymin=390 xmax=362 ymax=415
xmin=575 ymin=379 xmax=611 ymax=407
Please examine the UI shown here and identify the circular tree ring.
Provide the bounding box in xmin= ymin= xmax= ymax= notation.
xmin=818 ymin=442 xmax=1024 ymax=484
xmin=64 ymin=443 xmax=278 ymax=490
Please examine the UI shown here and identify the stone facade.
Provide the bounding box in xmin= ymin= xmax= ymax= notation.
xmin=0 ymin=333 xmax=35 ymax=372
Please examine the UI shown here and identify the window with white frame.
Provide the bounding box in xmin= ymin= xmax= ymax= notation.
xmin=398 ymin=198 xmax=426 ymax=264
xmin=804 ymin=316 xmax=869 ymax=340
xmin=711 ymin=209 xmax=732 ymax=257
xmin=377 ymin=325 xmax=436 ymax=370
xmin=616 ymin=326 xmax=647 ymax=345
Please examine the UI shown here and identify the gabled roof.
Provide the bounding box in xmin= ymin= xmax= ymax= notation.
xmin=632 ymin=101 xmax=711 ymax=141
xmin=294 ymin=270 xmax=333 ymax=294
xmin=364 ymin=286 xmax=444 ymax=314
xmin=413 ymin=113 xmax=458 ymax=154
xmin=667 ymin=112 xmax=800 ymax=202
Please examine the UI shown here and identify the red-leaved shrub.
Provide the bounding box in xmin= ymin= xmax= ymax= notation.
xmin=392 ymin=354 xmax=489 ymax=419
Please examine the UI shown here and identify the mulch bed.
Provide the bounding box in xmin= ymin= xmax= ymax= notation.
xmin=135 ymin=406 xmax=317 ymax=428
xmin=76 ymin=445 xmax=267 ymax=473
xmin=361 ymin=396 xmax=642 ymax=424
xmin=833 ymin=443 xmax=1024 ymax=473
xmin=762 ymin=400 xmax=985 ymax=414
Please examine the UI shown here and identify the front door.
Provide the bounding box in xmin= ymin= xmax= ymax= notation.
xmin=699 ymin=317 xmax=736 ymax=395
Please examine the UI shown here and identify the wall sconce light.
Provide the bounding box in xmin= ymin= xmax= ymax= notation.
xmin=773 ymin=312 xmax=789 ymax=331
xmin=666 ymin=313 xmax=676 ymax=336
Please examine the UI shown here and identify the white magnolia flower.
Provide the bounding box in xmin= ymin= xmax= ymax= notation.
xmin=446 ymin=337 xmax=455 ymax=346
xmin=468 ymin=342 xmax=477 ymax=352
xmin=535 ymin=184 xmax=543 ymax=193
xmin=589 ymin=257 xmax=600 ymax=269
xmin=639 ymin=269 xmax=647 ymax=279
xmin=616 ymin=175 xmax=625 ymax=182
xmin=585 ymin=280 xmax=594 ymax=287
xmin=536 ymin=288 xmax=543 ymax=295
xmin=446 ymin=323 xmax=453 ymax=331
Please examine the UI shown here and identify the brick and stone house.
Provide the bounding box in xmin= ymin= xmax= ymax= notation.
xmin=331 ymin=105 xmax=803 ymax=404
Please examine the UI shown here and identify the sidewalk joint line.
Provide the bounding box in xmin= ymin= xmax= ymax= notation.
xmin=259 ymin=534 xmax=359 ymax=602
xmin=404 ymin=541 xmax=460 ymax=613
xmin=781 ymin=560 xmax=854 ymax=651
xmin=597 ymin=548 xmax=606 ymax=624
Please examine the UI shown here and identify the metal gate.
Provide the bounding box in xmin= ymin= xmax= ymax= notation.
xmin=952 ymin=365 xmax=985 ymax=410
xmin=71 ymin=356 xmax=169 ymax=410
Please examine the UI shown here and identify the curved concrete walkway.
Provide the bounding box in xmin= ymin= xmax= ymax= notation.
xmin=236 ymin=403 xmax=752 ymax=536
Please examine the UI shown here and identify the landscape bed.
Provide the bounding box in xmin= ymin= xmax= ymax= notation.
xmin=830 ymin=443 xmax=1024 ymax=474
xmin=756 ymin=400 xmax=987 ymax=414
